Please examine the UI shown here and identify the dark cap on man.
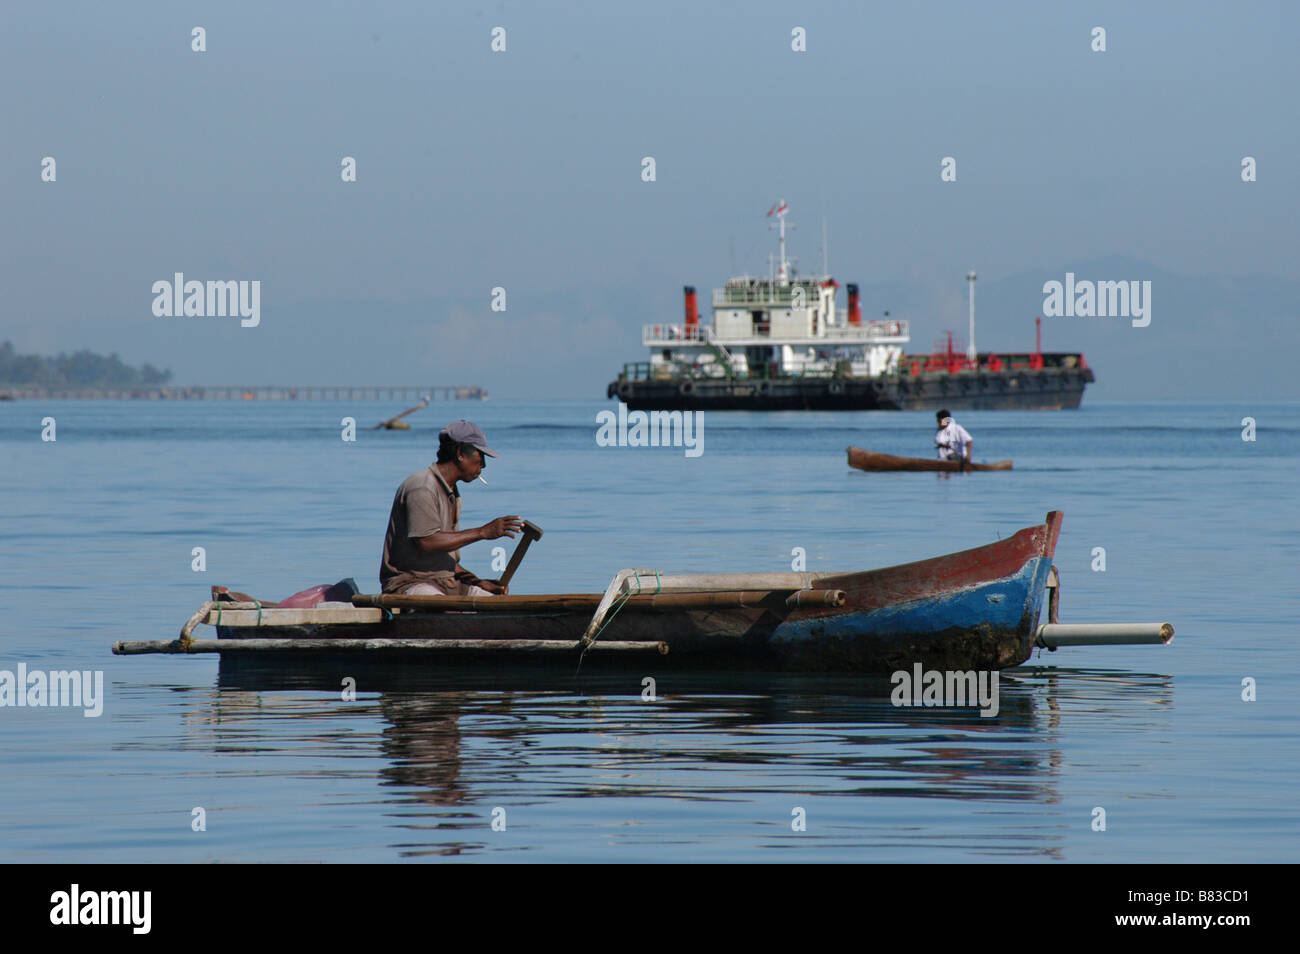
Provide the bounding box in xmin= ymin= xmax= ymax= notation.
xmin=439 ymin=420 xmax=499 ymax=458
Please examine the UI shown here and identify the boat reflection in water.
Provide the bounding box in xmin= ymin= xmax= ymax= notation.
xmin=173 ymin=659 xmax=1178 ymax=859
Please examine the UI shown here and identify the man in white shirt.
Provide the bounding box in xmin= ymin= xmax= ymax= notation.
xmin=934 ymin=409 xmax=973 ymax=469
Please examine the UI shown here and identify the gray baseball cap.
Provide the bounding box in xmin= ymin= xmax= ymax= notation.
xmin=439 ymin=420 xmax=499 ymax=458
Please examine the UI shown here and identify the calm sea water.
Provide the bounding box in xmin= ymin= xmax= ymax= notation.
xmin=1 ymin=398 xmax=1297 ymax=862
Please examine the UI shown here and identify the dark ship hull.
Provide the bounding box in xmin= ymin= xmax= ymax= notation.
xmin=609 ymin=355 xmax=1094 ymax=411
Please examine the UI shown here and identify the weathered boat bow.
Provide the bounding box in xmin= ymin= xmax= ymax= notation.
xmin=764 ymin=510 xmax=1063 ymax=671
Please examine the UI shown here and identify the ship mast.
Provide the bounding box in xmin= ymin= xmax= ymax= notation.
xmin=778 ymin=209 xmax=788 ymax=283
xmin=966 ymin=270 xmax=978 ymax=362
xmin=768 ymin=198 xmax=793 ymax=285
xmin=821 ymin=215 xmax=828 ymax=277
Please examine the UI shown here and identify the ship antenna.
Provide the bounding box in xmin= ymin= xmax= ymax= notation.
xmin=966 ymin=270 xmax=978 ymax=362
xmin=822 ymin=215 xmax=828 ymax=277
xmin=778 ymin=203 xmax=787 ymax=283
xmin=767 ymin=198 xmax=794 ymax=285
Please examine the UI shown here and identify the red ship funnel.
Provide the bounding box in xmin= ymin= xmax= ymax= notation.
xmin=847 ymin=283 xmax=861 ymax=325
xmin=684 ymin=286 xmax=699 ymax=330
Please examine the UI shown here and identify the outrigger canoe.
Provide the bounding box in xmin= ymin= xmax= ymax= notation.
xmin=113 ymin=511 xmax=1173 ymax=672
xmin=847 ymin=446 xmax=1012 ymax=472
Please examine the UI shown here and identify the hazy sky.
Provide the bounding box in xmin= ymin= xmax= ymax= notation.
xmin=3 ymin=0 xmax=1297 ymax=399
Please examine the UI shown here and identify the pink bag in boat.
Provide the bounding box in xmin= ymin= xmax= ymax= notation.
xmin=276 ymin=579 xmax=360 ymax=608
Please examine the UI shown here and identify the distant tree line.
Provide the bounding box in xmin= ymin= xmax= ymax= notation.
xmin=0 ymin=341 xmax=172 ymax=387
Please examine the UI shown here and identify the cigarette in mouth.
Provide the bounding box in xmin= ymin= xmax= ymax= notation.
xmin=477 ymin=476 xmax=489 ymax=485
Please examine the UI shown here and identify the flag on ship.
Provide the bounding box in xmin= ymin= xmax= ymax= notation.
xmin=766 ymin=200 xmax=788 ymax=218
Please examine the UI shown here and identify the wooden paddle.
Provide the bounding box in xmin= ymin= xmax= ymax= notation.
xmin=497 ymin=520 xmax=544 ymax=588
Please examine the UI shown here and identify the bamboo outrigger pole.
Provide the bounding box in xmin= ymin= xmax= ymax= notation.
xmin=1035 ymin=623 xmax=1174 ymax=648
xmin=113 ymin=638 xmax=670 ymax=655
xmin=1034 ymin=566 xmax=1175 ymax=648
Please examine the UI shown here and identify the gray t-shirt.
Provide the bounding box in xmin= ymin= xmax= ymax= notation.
xmin=380 ymin=466 xmax=461 ymax=593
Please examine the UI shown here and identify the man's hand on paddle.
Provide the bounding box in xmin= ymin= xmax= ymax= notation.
xmin=477 ymin=579 xmax=509 ymax=595
xmin=480 ymin=516 xmax=524 ymax=540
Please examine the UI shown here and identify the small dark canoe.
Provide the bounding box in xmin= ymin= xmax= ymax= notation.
xmin=847 ymin=446 xmax=1012 ymax=472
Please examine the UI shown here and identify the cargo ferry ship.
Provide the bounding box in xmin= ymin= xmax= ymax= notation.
xmin=607 ymin=204 xmax=1094 ymax=411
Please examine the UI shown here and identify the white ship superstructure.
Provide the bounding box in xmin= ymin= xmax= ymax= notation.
xmin=642 ymin=203 xmax=908 ymax=381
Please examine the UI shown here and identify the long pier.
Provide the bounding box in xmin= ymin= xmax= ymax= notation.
xmin=0 ymin=385 xmax=487 ymax=401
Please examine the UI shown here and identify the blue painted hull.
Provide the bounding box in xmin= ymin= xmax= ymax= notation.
xmin=766 ymin=556 xmax=1053 ymax=671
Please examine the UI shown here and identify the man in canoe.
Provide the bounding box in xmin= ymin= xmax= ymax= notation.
xmin=934 ymin=409 xmax=973 ymax=470
xmin=380 ymin=420 xmax=523 ymax=596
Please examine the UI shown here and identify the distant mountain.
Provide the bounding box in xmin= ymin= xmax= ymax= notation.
xmin=0 ymin=341 xmax=171 ymax=388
